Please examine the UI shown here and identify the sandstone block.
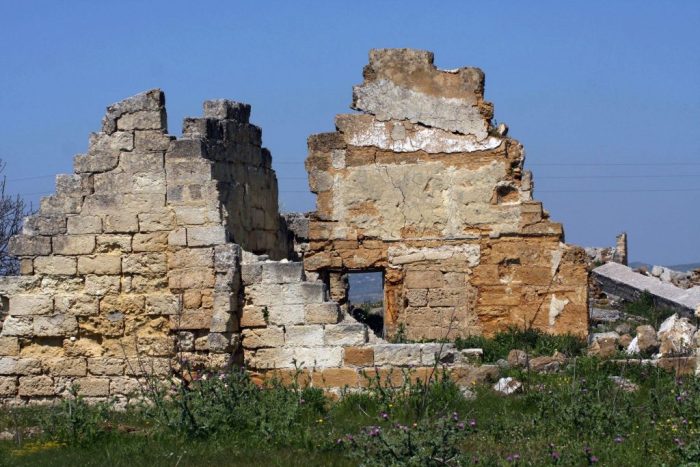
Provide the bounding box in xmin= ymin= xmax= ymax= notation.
xmin=207 ymin=333 xmax=233 ymax=353
xmin=78 ymin=255 xmax=122 ymax=275
xmin=373 ymin=344 xmax=423 ymax=366
xmin=241 ymin=263 xmax=262 ymax=285
xmin=0 ymin=337 xmax=19 ymax=356
xmin=33 ymin=256 xmax=77 ymax=275
xmin=84 ymin=275 xmax=120 ymax=296
xmin=9 ymin=295 xmax=53 ymax=316
xmin=168 ymin=248 xmax=213 ymax=269
xmin=76 ymin=377 xmax=110 ymax=396
xmin=133 ymin=131 xmax=172 ymax=152
xmin=52 ymin=235 xmax=95 ymax=255
xmin=100 ymin=294 xmax=145 ymax=315
xmin=18 ymin=375 xmax=55 ymax=396
xmin=405 ymin=270 xmax=444 ymax=289
xmin=132 ymin=231 xmax=168 ymax=252
xmin=103 ymin=213 xmax=139 ymax=233
xmin=203 ymin=99 xmax=251 ymax=121
xmin=136 ymin=336 xmax=174 ymax=357
xmin=240 ymin=305 xmax=267 ymax=328
xmin=109 ymin=376 xmax=142 ymax=396
xmin=267 ymin=304 xmax=305 ymax=326
xmin=40 ymin=195 xmax=82 ymax=215
xmin=8 ymin=235 xmax=52 ymax=256
xmin=67 ymin=215 xmax=102 ymax=234
xmin=0 ymin=377 xmax=17 ymax=397
xmin=187 ymin=226 xmax=226 ymax=247
xmin=88 ymin=358 xmax=125 ymax=376
xmin=344 ymin=347 xmax=374 ymax=366
xmin=312 ymin=368 xmax=359 ymax=388
xmin=171 ymin=310 xmax=212 ymax=330
xmin=305 ymin=303 xmax=340 ymax=324
xmin=210 ymin=308 xmax=237 ymax=333
xmin=54 ymin=294 xmax=99 ymax=316
xmin=89 ymin=131 xmax=134 ymax=153
xmin=34 ymin=314 xmax=78 ymax=337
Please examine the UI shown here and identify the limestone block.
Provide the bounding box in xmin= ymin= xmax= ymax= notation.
xmin=207 ymin=333 xmax=234 ymax=353
xmin=241 ymin=263 xmax=262 ymax=285
xmin=324 ymin=323 xmax=367 ymax=346
xmin=262 ymin=262 xmax=304 ymax=284
xmin=39 ymin=195 xmax=82 ymax=215
xmin=145 ymin=294 xmax=180 ymax=315
xmin=168 ymin=228 xmax=187 ymax=247
xmin=285 ymin=325 xmax=324 ymax=346
xmin=267 ymin=304 xmax=305 ymax=326
xmin=405 ymin=270 xmax=444 ymax=289
xmin=247 ymin=346 xmax=342 ymax=370
xmin=300 ymin=282 xmax=326 ymax=303
xmin=240 ymin=305 xmax=267 ymax=328
xmin=166 ymin=139 xmax=207 ymax=160
xmin=79 ymin=314 xmax=124 ymax=337
xmin=19 ymin=259 xmax=33 ymax=275
xmin=122 ymin=252 xmax=167 ymax=275
xmin=133 ymin=131 xmax=172 ymax=152
xmin=76 ymin=377 xmax=110 ymax=397
xmin=131 ymin=232 xmax=167 ymax=252
xmin=87 ymin=358 xmax=124 ymax=376
xmin=96 ymin=234 xmax=132 ymax=253
xmin=0 ymin=377 xmax=17 ymax=397
xmin=54 ymin=294 xmax=99 ymax=316
xmin=203 ymin=99 xmax=251 ymax=121
xmin=103 ymin=213 xmax=139 ymax=233
xmin=174 ymin=206 xmax=221 ymax=226
xmin=117 ymin=111 xmax=166 ymax=131
xmin=9 ymin=295 xmax=53 ymax=316
xmin=167 ymin=268 xmax=215 ymax=289
xmin=74 ymin=153 xmax=119 ymax=173
xmin=109 ymin=376 xmax=141 ymax=396
xmin=119 ymin=152 xmax=165 ymax=174
xmin=44 ymin=357 xmax=87 ymax=376
xmin=210 ymin=307 xmax=237 ymax=333
xmin=305 ymin=303 xmax=340 ymax=325
xmin=0 ymin=357 xmax=42 ymax=375
xmin=165 ymin=158 xmax=212 ymax=184
xmin=33 ymin=256 xmax=77 ymax=275
xmin=34 ymin=314 xmax=78 ymax=337
xmin=0 ymin=317 xmax=33 ymax=336
xmin=168 ymin=248 xmax=213 ymax=269
xmin=102 ymin=89 xmax=164 ymax=133
xmin=136 ymin=336 xmax=174 ymax=357
xmin=23 ymin=215 xmax=66 ymax=236
xmin=100 ymin=294 xmax=145 ymax=316
xmin=138 ymin=211 xmax=175 ymax=232
xmin=214 ymin=244 xmax=240 ymax=272
xmin=56 ymin=173 xmax=93 ymax=197
xmin=88 ymin=131 xmax=134 ymax=153
xmin=78 ymin=255 xmax=122 ymax=275
xmin=171 ymin=310 xmax=213 ymax=330
xmin=18 ymin=375 xmax=55 ymax=397
xmin=84 ymin=275 xmax=121 ymax=296
xmin=0 ymin=337 xmax=19 ymax=356
xmin=8 ymin=235 xmax=52 ymax=256
xmin=52 ymin=235 xmax=95 ymax=255
xmin=66 ymin=215 xmax=102 ymax=235
xmin=187 ymin=226 xmax=226 ymax=247
xmin=405 ymin=289 xmax=428 ymax=307
xmin=373 ymin=344 xmax=424 ymax=367
xmin=242 ymin=327 xmax=284 ymax=349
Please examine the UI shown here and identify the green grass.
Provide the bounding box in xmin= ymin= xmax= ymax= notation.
xmin=2 ymin=323 xmax=700 ymax=467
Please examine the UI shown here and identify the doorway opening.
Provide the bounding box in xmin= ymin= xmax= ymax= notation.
xmin=347 ymin=271 xmax=384 ymax=338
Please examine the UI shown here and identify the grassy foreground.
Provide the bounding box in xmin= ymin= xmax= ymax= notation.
xmin=1 ymin=332 xmax=699 ymax=466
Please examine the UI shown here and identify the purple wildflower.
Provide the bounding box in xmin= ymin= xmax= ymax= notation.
xmin=551 ymin=451 xmax=561 ymax=461
xmin=590 ymin=455 xmax=599 ymax=463
xmin=380 ymin=412 xmax=389 ymax=420
xmin=457 ymin=422 xmax=465 ymax=430
xmin=368 ymin=426 xmax=381 ymax=437
xmin=614 ymin=435 xmax=624 ymax=444
xmin=469 ymin=418 xmax=477 ymax=428
xmin=452 ymin=412 xmax=459 ymax=421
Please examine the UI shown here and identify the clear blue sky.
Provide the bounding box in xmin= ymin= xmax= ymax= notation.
xmin=1 ymin=1 xmax=698 ymax=265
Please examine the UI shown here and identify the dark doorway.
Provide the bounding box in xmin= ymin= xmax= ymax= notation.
xmin=347 ymin=271 xmax=384 ymax=338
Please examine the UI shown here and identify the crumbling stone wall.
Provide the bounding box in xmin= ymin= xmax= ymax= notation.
xmin=0 ymin=90 xmax=284 ymax=403
xmin=305 ymin=49 xmax=588 ymax=340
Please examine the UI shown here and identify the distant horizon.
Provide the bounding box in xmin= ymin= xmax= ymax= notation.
xmin=1 ymin=1 xmax=698 ymax=265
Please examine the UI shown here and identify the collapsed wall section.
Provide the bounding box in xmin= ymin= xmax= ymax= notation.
xmin=0 ymin=90 xmax=285 ymax=403
xmin=305 ymin=49 xmax=589 ymax=340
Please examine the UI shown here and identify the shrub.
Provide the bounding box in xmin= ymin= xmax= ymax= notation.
xmin=42 ymin=386 xmax=110 ymax=446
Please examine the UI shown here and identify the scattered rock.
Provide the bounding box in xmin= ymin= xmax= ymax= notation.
xmin=507 ymin=349 xmax=528 ymax=368
xmin=636 ymin=325 xmax=659 ymax=354
xmin=588 ymin=332 xmax=619 ymax=358
xmin=460 ymin=387 xmax=476 ymax=400
xmin=625 ymin=336 xmax=639 ymax=355
xmin=609 ymin=376 xmax=639 ymax=392
xmin=619 ymin=334 xmax=633 ymax=348
xmin=615 ymin=323 xmax=632 ymax=335
xmin=496 ymin=359 xmax=510 ymax=370
xmin=658 ymin=314 xmax=696 ymax=355
xmin=529 ymin=353 xmax=566 ymax=373
xmin=493 ymin=377 xmax=522 ymax=395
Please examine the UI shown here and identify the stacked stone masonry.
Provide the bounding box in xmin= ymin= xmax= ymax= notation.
xmin=0 ymin=49 xmax=589 ymax=403
xmin=305 ymin=49 xmax=588 ymax=341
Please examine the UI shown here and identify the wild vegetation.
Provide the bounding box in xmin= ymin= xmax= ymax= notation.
xmin=2 ymin=326 xmax=700 ymax=466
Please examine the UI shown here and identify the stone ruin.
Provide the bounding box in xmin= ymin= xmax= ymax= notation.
xmin=0 ymin=49 xmax=589 ymax=403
